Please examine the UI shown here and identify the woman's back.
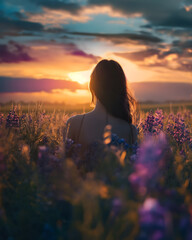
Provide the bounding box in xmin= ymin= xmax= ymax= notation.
xmin=66 ymin=101 xmax=137 ymax=148
xmin=66 ymin=59 xmax=137 ymax=149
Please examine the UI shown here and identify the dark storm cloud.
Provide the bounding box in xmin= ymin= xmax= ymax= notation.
xmin=70 ymin=32 xmax=162 ymax=44
xmin=0 ymin=77 xmax=86 ymax=93
xmin=0 ymin=14 xmax=44 ymax=37
xmin=31 ymin=0 xmax=82 ymax=12
xmin=88 ymin=0 xmax=192 ymax=29
xmin=172 ymin=40 xmax=192 ymax=49
xmin=0 ymin=41 xmax=34 ymax=63
xmin=154 ymin=9 xmax=192 ymax=28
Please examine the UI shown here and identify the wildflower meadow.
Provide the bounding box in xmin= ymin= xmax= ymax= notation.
xmin=0 ymin=103 xmax=192 ymax=240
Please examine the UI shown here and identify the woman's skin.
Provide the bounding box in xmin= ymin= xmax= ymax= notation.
xmin=66 ymin=99 xmax=137 ymax=148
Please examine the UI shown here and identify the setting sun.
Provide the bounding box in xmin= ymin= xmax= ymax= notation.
xmin=68 ymin=70 xmax=92 ymax=85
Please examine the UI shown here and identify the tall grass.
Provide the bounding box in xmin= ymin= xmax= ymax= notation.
xmin=0 ymin=103 xmax=191 ymax=240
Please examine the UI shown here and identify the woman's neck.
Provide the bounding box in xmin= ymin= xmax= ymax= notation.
xmin=94 ymin=100 xmax=106 ymax=114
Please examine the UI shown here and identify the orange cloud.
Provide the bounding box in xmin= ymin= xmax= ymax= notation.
xmin=27 ymin=5 xmax=141 ymax=27
xmin=27 ymin=8 xmax=91 ymax=26
xmin=0 ymin=42 xmax=98 ymax=80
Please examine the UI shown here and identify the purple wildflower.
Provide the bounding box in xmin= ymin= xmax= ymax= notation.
xmin=166 ymin=113 xmax=191 ymax=148
xmin=142 ymin=110 xmax=155 ymax=134
xmin=6 ymin=110 xmax=20 ymax=128
xmin=142 ymin=109 xmax=164 ymax=135
xmin=138 ymin=198 xmax=170 ymax=240
xmin=129 ymin=133 xmax=168 ymax=196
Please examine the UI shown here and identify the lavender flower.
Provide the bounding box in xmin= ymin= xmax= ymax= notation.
xmin=129 ymin=133 xmax=168 ymax=196
xmin=6 ymin=110 xmax=20 ymax=128
xmin=138 ymin=198 xmax=170 ymax=240
xmin=141 ymin=109 xmax=164 ymax=135
xmin=166 ymin=113 xmax=191 ymax=150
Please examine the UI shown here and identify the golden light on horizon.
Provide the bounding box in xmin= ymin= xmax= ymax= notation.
xmin=68 ymin=69 xmax=92 ymax=84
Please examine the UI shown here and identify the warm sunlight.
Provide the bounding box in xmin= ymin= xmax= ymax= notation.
xmin=68 ymin=69 xmax=92 ymax=84
xmin=104 ymin=53 xmax=154 ymax=82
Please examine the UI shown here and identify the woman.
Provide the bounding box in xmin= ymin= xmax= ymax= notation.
xmin=66 ymin=59 xmax=137 ymax=149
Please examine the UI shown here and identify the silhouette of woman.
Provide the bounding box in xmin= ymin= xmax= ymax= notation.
xmin=66 ymin=59 xmax=137 ymax=149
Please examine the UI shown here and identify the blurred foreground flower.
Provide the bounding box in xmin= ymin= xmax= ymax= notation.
xmin=138 ymin=198 xmax=171 ymax=240
xmin=129 ymin=133 xmax=169 ymax=196
xmin=38 ymin=145 xmax=62 ymax=176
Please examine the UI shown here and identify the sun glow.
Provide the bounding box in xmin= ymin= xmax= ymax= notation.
xmin=68 ymin=69 xmax=92 ymax=84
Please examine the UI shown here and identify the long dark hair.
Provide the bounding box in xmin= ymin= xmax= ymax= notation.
xmin=90 ymin=59 xmax=136 ymax=124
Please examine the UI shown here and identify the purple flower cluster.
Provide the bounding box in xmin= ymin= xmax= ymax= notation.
xmin=142 ymin=111 xmax=155 ymax=134
xmin=138 ymin=198 xmax=170 ymax=240
xmin=129 ymin=133 xmax=168 ymax=196
xmin=108 ymin=133 xmax=138 ymax=153
xmin=154 ymin=109 xmax=164 ymax=133
xmin=6 ymin=110 xmax=19 ymax=128
xmin=142 ymin=109 xmax=164 ymax=135
xmin=166 ymin=113 xmax=191 ymax=146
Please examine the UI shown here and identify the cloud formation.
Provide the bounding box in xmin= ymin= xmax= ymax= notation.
xmin=70 ymin=32 xmax=162 ymax=45
xmin=0 ymin=14 xmax=43 ymax=37
xmin=0 ymin=76 xmax=86 ymax=93
xmin=0 ymin=77 xmax=191 ymax=102
xmin=32 ymin=0 xmax=82 ymax=12
xmin=116 ymin=39 xmax=192 ymax=72
xmin=0 ymin=41 xmax=34 ymax=63
xmin=88 ymin=0 xmax=192 ymax=28
xmin=0 ymin=0 xmax=192 ymax=103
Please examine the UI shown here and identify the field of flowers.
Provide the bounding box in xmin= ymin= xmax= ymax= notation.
xmin=0 ymin=103 xmax=192 ymax=240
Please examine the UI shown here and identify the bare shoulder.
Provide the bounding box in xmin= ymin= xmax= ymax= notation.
xmin=66 ymin=114 xmax=85 ymax=127
xmin=66 ymin=114 xmax=85 ymax=141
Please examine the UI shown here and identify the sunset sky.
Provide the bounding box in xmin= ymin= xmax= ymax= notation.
xmin=0 ymin=0 xmax=192 ymax=103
